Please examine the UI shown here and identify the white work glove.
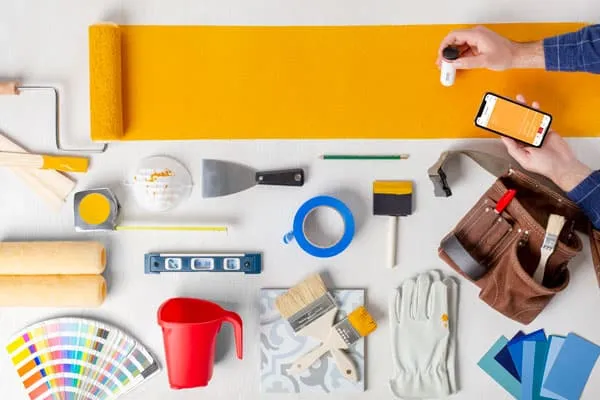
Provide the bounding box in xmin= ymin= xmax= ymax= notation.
xmin=389 ymin=271 xmax=459 ymax=399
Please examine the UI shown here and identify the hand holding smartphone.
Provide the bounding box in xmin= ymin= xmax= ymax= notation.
xmin=475 ymin=93 xmax=552 ymax=147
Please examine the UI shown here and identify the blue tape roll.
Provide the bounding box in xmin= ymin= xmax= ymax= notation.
xmin=283 ymin=195 xmax=355 ymax=258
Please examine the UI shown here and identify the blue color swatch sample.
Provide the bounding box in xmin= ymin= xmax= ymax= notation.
xmin=508 ymin=329 xmax=546 ymax=378
xmin=478 ymin=336 xmax=521 ymax=399
xmin=541 ymin=336 xmax=567 ymax=400
xmin=543 ymin=333 xmax=600 ymax=400
xmin=496 ymin=331 xmax=524 ymax=382
xmin=521 ymin=340 xmax=552 ymax=400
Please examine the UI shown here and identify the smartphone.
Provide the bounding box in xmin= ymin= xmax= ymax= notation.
xmin=475 ymin=92 xmax=552 ymax=147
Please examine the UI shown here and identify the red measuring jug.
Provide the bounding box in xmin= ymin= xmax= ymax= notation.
xmin=157 ymin=297 xmax=243 ymax=389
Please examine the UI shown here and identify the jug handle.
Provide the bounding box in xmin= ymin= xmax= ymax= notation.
xmin=223 ymin=311 xmax=243 ymax=359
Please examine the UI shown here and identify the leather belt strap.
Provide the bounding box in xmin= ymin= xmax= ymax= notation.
xmin=427 ymin=150 xmax=513 ymax=197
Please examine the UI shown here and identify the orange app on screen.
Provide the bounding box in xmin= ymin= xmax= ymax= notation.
xmin=477 ymin=95 xmax=551 ymax=146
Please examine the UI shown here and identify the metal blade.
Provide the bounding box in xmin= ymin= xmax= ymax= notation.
xmin=202 ymin=159 xmax=257 ymax=198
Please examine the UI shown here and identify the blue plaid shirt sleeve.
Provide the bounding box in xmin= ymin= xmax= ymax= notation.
xmin=544 ymin=25 xmax=600 ymax=73
xmin=567 ymin=170 xmax=600 ymax=229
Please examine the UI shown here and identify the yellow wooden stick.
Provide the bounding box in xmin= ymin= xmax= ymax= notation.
xmin=115 ymin=225 xmax=228 ymax=232
xmin=0 ymin=152 xmax=89 ymax=173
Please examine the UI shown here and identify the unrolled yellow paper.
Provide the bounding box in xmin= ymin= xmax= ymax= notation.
xmin=0 ymin=275 xmax=106 ymax=307
xmin=0 ymin=241 xmax=106 ymax=275
xmin=89 ymin=22 xmax=600 ymax=141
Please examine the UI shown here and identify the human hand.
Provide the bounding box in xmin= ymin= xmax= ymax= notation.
xmin=436 ymin=26 xmax=544 ymax=71
xmin=501 ymin=95 xmax=592 ymax=192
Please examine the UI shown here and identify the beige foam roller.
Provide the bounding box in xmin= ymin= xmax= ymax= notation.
xmin=0 ymin=275 xmax=106 ymax=307
xmin=0 ymin=241 xmax=106 ymax=275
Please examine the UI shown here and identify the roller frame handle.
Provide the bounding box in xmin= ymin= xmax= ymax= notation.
xmin=256 ymin=169 xmax=304 ymax=186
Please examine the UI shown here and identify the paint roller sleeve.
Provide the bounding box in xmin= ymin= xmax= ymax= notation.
xmin=0 ymin=275 xmax=106 ymax=307
xmin=0 ymin=241 xmax=106 ymax=275
xmin=89 ymin=23 xmax=123 ymax=141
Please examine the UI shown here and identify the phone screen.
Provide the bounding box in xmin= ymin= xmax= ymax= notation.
xmin=475 ymin=93 xmax=552 ymax=147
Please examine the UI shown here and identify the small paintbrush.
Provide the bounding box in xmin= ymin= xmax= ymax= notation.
xmin=275 ymin=274 xmax=339 ymax=343
xmin=373 ymin=180 xmax=413 ymax=268
xmin=287 ymin=306 xmax=378 ymax=381
xmin=533 ymin=214 xmax=566 ymax=284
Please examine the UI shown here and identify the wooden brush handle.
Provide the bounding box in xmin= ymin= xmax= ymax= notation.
xmin=0 ymin=132 xmax=75 ymax=208
xmin=330 ymin=348 xmax=358 ymax=382
xmin=388 ymin=217 xmax=398 ymax=268
xmin=0 ymin=81 xmax=19 ymax=95
xmin=0 ymin=152 xmax=43 ymax=168
xmin=287 ymin=344 xmax=330 ymax=375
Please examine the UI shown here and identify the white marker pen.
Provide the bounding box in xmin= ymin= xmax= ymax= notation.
xmin=440 ymin=46 xmax=460 ymax=87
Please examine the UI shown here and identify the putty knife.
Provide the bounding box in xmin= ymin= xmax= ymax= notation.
xmin=202 ymin=160 xmax=304 ymax=198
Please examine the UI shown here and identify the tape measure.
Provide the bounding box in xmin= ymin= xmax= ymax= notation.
xmin=144 ymin=253 xmax=262 ymax=274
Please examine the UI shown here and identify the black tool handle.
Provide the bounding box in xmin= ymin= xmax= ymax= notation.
xmin=256 ymin=169 xmax=305 ymax=186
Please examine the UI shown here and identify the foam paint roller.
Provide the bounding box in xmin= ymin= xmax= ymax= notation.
xmin=0 ymin=275 xmax=106 ymax=307
xmin=89 ymin=23 xmax=123 ymax=141
xmin=0 ymin=241 xmax=106 ymax=275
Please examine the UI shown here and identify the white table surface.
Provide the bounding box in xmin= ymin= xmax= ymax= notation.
xmin=0 ymin=1 xmax=599 ymax=399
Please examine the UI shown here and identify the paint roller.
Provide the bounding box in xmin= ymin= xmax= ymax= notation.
xmin=89 ymin=23 xmax=124 ymax=141
xmin=0 ymin=275 xmax=106 ymax=307
xmin=0 ymin=241 xmax=106 ymax=275
xmin=0 ymin=241 xmax=107 ymax=307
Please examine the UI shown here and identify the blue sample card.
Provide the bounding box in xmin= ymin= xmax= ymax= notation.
xmin=543 ymin=333 xmax=600 ymax=400
xmin=509 ymin=329 xmax=547 ymax=378
xmin=479 ymin=336 xmax=521 ymax=399
xmin=496 ymin=331 xmax=525 ymax=382
xmin=541 ymin=336 xmax=567 ymax=400
xmin=521 ymin=340 xmax=551 ymax=400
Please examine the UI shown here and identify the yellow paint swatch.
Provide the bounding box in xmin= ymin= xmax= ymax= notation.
xmin=89 ymin=23 xmax=600 ymax=141
xmin=6 ymin=337 xmax=26 ymax=354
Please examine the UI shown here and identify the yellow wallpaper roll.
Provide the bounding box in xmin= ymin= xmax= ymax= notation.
xmin=89 ymin=23 xmax=123 ymax=140
xmin=0 ymin=275 xmax=106 ymax=307
xmin=0 ymin=241 xmax=106 ymax=275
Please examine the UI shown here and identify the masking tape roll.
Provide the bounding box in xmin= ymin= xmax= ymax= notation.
xmin=89 ymin=23 xmax=123 ymax=141
xmin=0 ymin=275 xmax=106 ymax=307
xmin=283 ymin=196 xmax=355 ymax=258
xmin=0 ymin=241 xmax=106 ymax=275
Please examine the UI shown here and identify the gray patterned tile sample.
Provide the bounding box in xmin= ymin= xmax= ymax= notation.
xmin=259 ymin=289 xmax=365 ymax=393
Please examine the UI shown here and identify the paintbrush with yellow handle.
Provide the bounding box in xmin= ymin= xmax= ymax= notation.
xmin=0 ymin=152 xmax=89 ymax=173
xmin=287 ymin=306 xmax=377 ymax=381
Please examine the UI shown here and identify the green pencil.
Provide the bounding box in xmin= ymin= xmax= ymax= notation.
xmin=321 ymin=154 xmax=409 ymax=160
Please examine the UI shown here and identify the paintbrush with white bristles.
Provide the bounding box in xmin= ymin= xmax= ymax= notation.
xmin=275 ymin=273 xmax=339 ymax=343
xmin=533 ymin=214 xmax=566 ymax=284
